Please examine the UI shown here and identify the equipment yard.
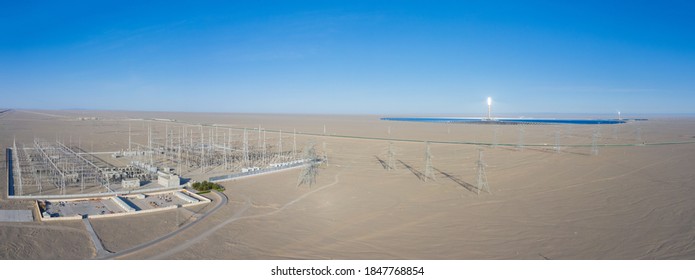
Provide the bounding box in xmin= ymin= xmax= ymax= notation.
xmin=39 ymin=190 xmax=209 ymax=220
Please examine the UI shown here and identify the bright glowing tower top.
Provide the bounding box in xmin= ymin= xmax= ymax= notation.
xmin=487 ymin=97 xmax=492 ymax=120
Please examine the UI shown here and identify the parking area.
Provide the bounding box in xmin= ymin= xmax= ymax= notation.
xmin=43 ymin=199 xmax=124 ymax=217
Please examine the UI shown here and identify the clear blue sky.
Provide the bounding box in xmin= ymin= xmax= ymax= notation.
xmin=1 ymin=1 xmax=694 ymax=115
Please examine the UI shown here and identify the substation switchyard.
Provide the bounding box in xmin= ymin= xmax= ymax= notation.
xmin=6 ymin=122 xmax=320 ymax=199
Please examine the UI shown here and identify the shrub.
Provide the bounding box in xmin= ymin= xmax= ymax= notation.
xmin=192 ymin=180 xmax=225 ymax=192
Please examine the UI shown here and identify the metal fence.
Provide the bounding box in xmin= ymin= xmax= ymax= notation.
xmin=6 ymin=148 xmax=14 ymax=196
xmin=210 ymin=159 xmax=320 ymax=183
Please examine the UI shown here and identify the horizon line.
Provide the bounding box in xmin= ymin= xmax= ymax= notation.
xmin=6 ymin=107 xmax=695 ymax=117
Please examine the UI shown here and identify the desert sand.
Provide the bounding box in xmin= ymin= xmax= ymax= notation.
xmin=2 ymin=109 xmax=695 ymax=259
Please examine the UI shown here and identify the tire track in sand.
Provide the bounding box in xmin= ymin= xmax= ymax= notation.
xmin=149 ymin=173 xmax=342 ymax=259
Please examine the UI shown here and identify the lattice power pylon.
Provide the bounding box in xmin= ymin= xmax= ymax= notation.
xmin=297 ymin=142 xmax=319 ymax=188
xmin=293 ymin=128 xmax=297 ymax=159
xmin=278 ymin=129 xmax=283 ymax=156
xmin=262 ymin=129 xmax=266 ymax=165
xmin=322 ymin=125 xmax=328 ymax=162
xmin=492 ymin=125 xmax=498 ymax=149
xmin=387 ymin=141 xmax=395 ymax=171
xmin=554 ymin=131 xmax=561 ymax=153
xmin=424 ymin=141 xmax=435 ymax=182
xmin=242 ymin=128 xmax=249 ymax=167
xmin=517 ymin=126 xmax=525 ymax=151
xmin=591 ymin=128 xmax=600 ymax=156
xmin=476 ymin=148 xmax=490 ymax=195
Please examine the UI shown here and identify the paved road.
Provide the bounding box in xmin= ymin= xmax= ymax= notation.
xmin=83 ymin=217 xmax=113 ymax=258
xmin=101 ymin=190 xmax=228 ymax=259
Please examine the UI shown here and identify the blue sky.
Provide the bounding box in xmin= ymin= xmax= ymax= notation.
xmin=1 ymin=1 xmax=694 ymax=115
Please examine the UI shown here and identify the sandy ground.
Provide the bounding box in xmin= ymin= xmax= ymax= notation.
xmin=2 ymin=109 xmax=695 ymax=259
xmin=89 ymin=203 xmax=210 ymax=253
xmin=0 ymin=221 xmax=93 ymax=259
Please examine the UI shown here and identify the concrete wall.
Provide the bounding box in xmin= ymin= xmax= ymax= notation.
xmin=8 ymin=185 xmax=183 ymax=201
xmin=88 ymin=204 xmax=177 ymax=220
xmin=183 ymin=190 xmax=212 ymax=204
xmin=173 ymin=191 xmax=197 ymax=204
xmin=111 ymin=196 xmax=135 ymax=212
xmin=40 ymin=214 xmax=83 ymax=222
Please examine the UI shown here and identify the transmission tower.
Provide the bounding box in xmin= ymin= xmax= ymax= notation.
xmin=424 ymin=141 xmax=435 ymax=182
xmin=554 ymin=131 xmax=561 ymax=153
xmin=243 ymin=128 xmax=249 ymax=167
xmin=257 ymin=125 xmax=262 ymax=150
xmin=262 ymin=129 xmax=266 ymax=165
xmin=492 ymin=125 xmax=498 ymax=149
xmin=387 ymin=141 xmax=395 ymax=170
xmin=591 ymin=128 xmax=600 ymax=156
xmin=476 ymin=148 xmax=490 ymax=195
xmin=165 ymin=124 xmax=169 ymax=161
xmin=635 ymin=126 xmax=643 ymax=145
xmin=278 ymin=129 xmax=283 ymax=157
xmin=148 ymin=123 xmax=153 ymax=165
xmin=323 ymin=125 xmax=328 ymax=162
xmin=517 ymin=126 xmax=525 ymax=151
xmin=227 ymin=128 xmax=232 ymax=170
xmin=128 ymin=122 xmax=132 ymax=152
xmin=297 ymin=142 xmax=319 ymax=187
xmin=178 ymin=126 xmax=182 ymax=173
xmin=200 ymin=126 xmax=205 ymax=173
xmin=293 ymin=128 xmax=297 ymax=159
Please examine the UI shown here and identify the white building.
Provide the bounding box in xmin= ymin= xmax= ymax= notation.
xmin=157 ymin=172 xmax=180 ymax=188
